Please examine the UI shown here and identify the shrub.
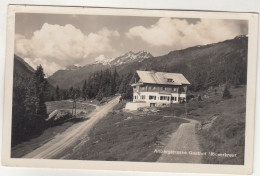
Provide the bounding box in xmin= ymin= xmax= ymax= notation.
xmin=222 ymin=85 xmax=232 ymax=99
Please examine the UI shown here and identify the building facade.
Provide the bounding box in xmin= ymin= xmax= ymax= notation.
xmin=130 ymin=70 xmax=190 ymax=107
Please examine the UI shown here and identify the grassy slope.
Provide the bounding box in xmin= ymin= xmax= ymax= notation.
xmin=68 ymin=111 xmax=188 ymax=162
xmin=67 ymin=86 xmax=246 ymax=164
xmin=190 ymin=86 xmax=246 ymax=165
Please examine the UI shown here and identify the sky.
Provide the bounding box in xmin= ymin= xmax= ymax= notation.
xmin=15 ymin=13 xmax=248 ymax=76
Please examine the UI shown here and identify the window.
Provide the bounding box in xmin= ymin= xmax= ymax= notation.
xmin=141 ymin=86 xmax=145 ymax=90
xmin=162 ymin=87 xmax=166 ymax=91
xmin=160 ymin=96 xmax=168 ymax=100
xmin=167 ymin=78 xmax=173 ymax=82
xmin=172 ymin=87 xmax=177 ymax=91
xmin=171 ymin=97 xmax=177 ymax=101
xmin=149 ymin=96 xmax=156 ymax=100
xmin=141 ymin=95 xmax=146 ymax=100
xmin=149 ymin=86 xmax=155 ymax=90
xmin=150 ymin=103 xmax=156 ymax=107
xmin=179 ymin=87 xmax=185 ymax=92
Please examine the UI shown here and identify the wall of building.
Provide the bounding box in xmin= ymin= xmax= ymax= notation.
xmin=133 ymin=92 xmax=182 ymax=107
xmin=125 ymin=102 xmax=147 ymax=111
xmin=133 ymin=84 xmax=187 ymax=94
xmin=133 ymin=84 xmax=180 ymax=94
xmin=132 ymin=83 xmax=188 ymax=107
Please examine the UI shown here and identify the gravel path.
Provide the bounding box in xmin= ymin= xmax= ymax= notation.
xmin=157 ymin=117 xmax=203 ymax=163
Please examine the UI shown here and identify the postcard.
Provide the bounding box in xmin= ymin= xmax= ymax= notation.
xmin=2 ymin=5 xmax=258 ymax=174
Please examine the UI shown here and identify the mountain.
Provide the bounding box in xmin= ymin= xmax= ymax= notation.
xmin=48 ymin=51 xmax=153 ymax=88
xmin=13 ymin=54 xmax=55 ymax=96
xmin=65 ymin=64 xmax=82 ymax=71
xmin=117 ymin=35 xmax=248 ymax=91
xmin=48 ymin=35 xmax=248 ymax=91
xmin=14 ymin=55 xmax=34 ymax=77
xmin=107 ymin=51 xmax=153 ymax=66
xmin=93 ymin=55 xmax=115 ymax=65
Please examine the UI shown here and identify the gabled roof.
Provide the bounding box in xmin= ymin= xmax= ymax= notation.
xmin=135 ymin=70 xmax=190 ymax=86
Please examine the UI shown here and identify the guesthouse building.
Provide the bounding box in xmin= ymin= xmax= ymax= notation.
xmin=125 ymin=70 xmax=190 ymax=110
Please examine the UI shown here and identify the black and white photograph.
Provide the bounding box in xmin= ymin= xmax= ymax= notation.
xmin=1 ymin=5 xmax=258 ymax=175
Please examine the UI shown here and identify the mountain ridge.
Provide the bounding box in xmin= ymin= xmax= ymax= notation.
xmin=47 ymin=50 xmax=153 ymax=88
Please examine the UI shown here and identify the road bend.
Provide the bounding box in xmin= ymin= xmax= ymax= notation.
xmin=23 ymin=96 xmax=121 ymax=159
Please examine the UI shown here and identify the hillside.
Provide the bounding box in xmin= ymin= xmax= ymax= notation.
xmin=133 ymin=35 xmax=248 ymax=91
xmin=106 ymin=35 xmax=248 ymax=91
xmin=13 ymin=54 xmax=55 ymax=96
xmin=47 ymin=63 xmax=111 ymax=89
xmin=13 ymin=55 xmax=34 ymax=77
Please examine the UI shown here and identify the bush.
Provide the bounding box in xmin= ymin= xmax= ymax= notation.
xmin=222 ymin=86 xmax=232 ymax=99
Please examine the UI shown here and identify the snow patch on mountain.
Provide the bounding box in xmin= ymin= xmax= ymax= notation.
xmin=93 ymin=51 xmax=153 ymax=66
xmin=94 ymin=54 xmax=116 ymax=65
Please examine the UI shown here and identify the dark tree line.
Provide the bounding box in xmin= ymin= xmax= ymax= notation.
xmin=52 ymin=69 xmax=134 ymax=102
xmin=52 ymin=50 xmax=247 ymax=103
xmin=53 ymin=86 xmax=81 ymax=101
xmin=12 ymin=65 xmax=49 ymax=146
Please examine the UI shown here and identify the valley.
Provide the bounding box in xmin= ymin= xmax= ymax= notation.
xmin=11 ymin=35 xmax=248 ymax=165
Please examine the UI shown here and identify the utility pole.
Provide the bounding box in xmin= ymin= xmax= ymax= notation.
xmin=72 ymin=94 xmax=77 ymax=118
xmin=185 ymin=99 xmax=187 ymax=117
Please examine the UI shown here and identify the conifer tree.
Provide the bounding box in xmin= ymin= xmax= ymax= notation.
xmin=34 ymin=65 xmax=47 ymax=117
xmin=24 ymin=78 xmax=38 ymax=118
xmin=55 ymin=85 xmax=60 ymax=100
xmin=96 ymin=89 xmax=103 ymax=101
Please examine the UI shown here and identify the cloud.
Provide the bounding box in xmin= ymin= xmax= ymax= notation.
xmin=15 ymin=23 xmax=120 ymax=75
xmin=126 ymin=18 xmax=247 ymax=49
xmin=23 ymin=57 xmax=64 ymax=77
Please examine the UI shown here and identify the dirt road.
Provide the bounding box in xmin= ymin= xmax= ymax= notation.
xmin=23 ymin=96 xmax=120 ymax=159
xmin=157 ymin=117 xmax=202 ymax=163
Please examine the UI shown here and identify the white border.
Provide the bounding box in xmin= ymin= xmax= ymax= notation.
xmin=1 ymin=5 xmax=259 ymax=175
